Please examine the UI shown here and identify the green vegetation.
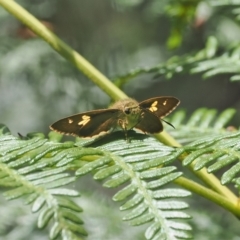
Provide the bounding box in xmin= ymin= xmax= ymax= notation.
xmin=0 ymin=0 xmax=240 ymax=239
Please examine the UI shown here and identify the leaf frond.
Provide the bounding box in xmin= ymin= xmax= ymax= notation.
xmin=75 ymin=132 xmax=192 ymax=240
xmin=0 ymin=125 xmax=86 ymax=239
xmin=113 ymin=35 xmax=240 ymax=87
xmin=0 ymin=125 xmax=192 ymax=239
xmin=181 ymin=130 xmax=240 ymax=186
xmin=167 ymin=108 xmax=236 ymax=144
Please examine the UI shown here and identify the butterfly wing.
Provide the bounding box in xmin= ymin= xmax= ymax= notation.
xmin=134 ymin=109 xmax=163 ymax=134
xmin=139 ymin=97 xmax=180 ymax=118
xmin=135 ymin=96 xmax=180 ymax=134
xmin=50 ymin=109 xmax=120 ymax=138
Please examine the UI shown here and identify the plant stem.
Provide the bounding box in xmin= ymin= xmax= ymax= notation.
xmin=174 ymin=177 xmax=240 ymax=218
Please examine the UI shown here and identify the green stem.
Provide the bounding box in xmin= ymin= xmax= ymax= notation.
xmin=154 ymin=131 xmax=182 ymax=147
xmin=192 ymin=167 xmax=237 ymax=201
xmin=174 ymin=177 xmax=240 ymax=218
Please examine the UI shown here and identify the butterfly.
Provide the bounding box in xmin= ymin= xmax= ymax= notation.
xmin=50 ymin=97 xmax=180 ymax=139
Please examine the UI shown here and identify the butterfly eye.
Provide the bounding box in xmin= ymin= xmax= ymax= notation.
xmin=124 ymin=108 xmax=131 ymax=115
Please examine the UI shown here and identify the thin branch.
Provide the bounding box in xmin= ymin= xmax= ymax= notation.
xmin=174 ymin=176 xmax=240 ymax=218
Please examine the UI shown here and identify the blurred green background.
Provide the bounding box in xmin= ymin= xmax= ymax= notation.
xmin=0 ymin=0 xmax=240 ymax=239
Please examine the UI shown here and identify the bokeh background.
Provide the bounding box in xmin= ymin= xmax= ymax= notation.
xmin=0 ymin=0 xmax=240 ymax=239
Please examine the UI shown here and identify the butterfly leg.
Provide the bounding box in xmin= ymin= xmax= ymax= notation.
xmin=118 ymin=119 xmax=129 ymax=142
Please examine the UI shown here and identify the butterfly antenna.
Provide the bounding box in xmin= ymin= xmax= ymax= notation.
xmin=162 ymin=119 xmax=175 ymax=129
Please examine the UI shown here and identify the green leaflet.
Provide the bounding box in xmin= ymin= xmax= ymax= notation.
xmin=152 ymin=189 xmax=191 ymax=199
xmin=119 ymin=193 xmax=143 ymax=210
xmin=38 ymin=207 xmax=54 ymax=228
xmin=113 ymin=184 xmax=138 ymax=201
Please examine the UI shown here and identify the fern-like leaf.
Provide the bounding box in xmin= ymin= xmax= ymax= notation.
xmin=0 ymin=125 xmax=86 ymax=240
xmin=168 ymin=108 xmax=236 ymax=144
xmin=182 ymin=131 xmax=240 ymax=186
xmin=0 ymin=124 xmax=192 ymax=239
xmin=75 ymin=132 xmax=192 ymax=240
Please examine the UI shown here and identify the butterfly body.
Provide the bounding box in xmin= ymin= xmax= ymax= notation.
xmin=50 ymin=97 xmax=180 ymax=139
xmin=109 ymin=98 xmax=142 ymax=131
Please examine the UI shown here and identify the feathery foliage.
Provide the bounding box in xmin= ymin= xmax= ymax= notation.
xmin=0 ymin=124 xmax=86 ymax=239
xmin=0 ymin=123 xmax=193 ymax=239
xmin=114 ymin=35 xmax=240 ymax=87
xmin=1 ymin=0 xmax=240 ymax=239
xmin=77 ymin=133 xmax=192 ymax=240
xmin=168 ymin=108 xmax=240 ymax=191
xmin=113 ymin=36 xmax=219 ymax=87
xmin=182 ymin=131 xmax=240 ymax=186
xmin=0 ymin=104 xmax=240 ymax=239
xmin=168 ymin=108 xmax=237 ymax=144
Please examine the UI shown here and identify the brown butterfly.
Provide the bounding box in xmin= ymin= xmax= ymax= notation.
xmin=50 ymin=97 xmax=180 ymax=139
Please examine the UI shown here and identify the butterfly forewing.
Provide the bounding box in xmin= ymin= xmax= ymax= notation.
xmin=139 ymin=97 xmax=180 ymax=118
xmin=50 ymin=109 xmax=120 ymax=138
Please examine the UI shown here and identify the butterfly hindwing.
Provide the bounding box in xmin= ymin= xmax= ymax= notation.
xmin=135 ymin=109 xmax=163 ymax=134
xmin=50 ymin=109 xmax=120 ymax=138
xmin=139 ymin=97 xmax=180 ymax=118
